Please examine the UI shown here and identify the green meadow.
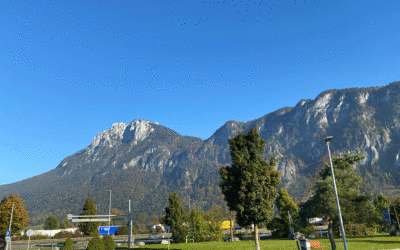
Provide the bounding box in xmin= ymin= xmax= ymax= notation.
xmin=119 ymin=235 xmax=400 ymax=250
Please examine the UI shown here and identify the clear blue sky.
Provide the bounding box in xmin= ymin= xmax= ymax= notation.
xmin=1 ymin=0 xmax=399 ymax=185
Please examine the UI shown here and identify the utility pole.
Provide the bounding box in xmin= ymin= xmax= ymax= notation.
xmin=7 ymin=202 xmax=14 ymax=250
xmin=107 ymin=190 xmax=112 ymax=235
xmin=128 ymin=199 xmax=131 ymax=250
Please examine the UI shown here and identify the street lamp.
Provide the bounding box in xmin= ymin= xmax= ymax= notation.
xmin=325 ymin=136 xmax=348 ymax=250
xmin=108 ymin=190 xmax=112 ymax=235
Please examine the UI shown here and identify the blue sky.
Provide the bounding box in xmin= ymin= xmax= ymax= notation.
xmin=1 ymin=0 xmax=399 ymax=185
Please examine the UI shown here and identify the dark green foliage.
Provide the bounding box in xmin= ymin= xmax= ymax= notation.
xmin=61 ymin=237 xmax=73 ymax=250
xmin=267 ymin=216 xmax=288 ymax=238
xmin=165 ymin=193 xmax=188 ymax=243
xmin=219 ymin=127 xmax=282 ymax=227
xmin=86 ymin=235 xmax=104 ymax=250
xmin=78 ymin=198 xmax=99 ymax=236
xmin=219 ymin=127 xmax=282 ymax=249
xmin=102 ymin=234 xmax=115 ymax=250
xmin=114 ymin=225 xmax=129 ymax=235
xmin=60 ymin=217 xmax=70 ymax=229
xmin=44 ymin=215 xmax=59 ymax=230
xmin=159 ymin=215 xmax=166 ymax=225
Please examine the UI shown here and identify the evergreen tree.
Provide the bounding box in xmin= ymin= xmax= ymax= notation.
xmin=219 ymin=128 xmax=282 ymax=250
xmin=44 ymin=216 xmax=59 ymax=230
xmin=86 ymin=235 xmax=104 ymax=250
xmin=60 ymin=217 xmax=70 ymax=229
xmin=78 ymin=198 xmax=99 ymax=236
xmin=165 ymin=193 xmax=188 ymax=243
xmin=159 ymin=215 xmax=166 ymax=225
xmin=61 ymin=237 xmax=73 ymax=250
xmin=0 ymin=194 xmax=30 ymax=235
xmin=102 ymin=234 xmax=115 ymax=250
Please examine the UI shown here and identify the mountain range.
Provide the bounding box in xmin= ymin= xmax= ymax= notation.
xmin=2 ymin=81 xmax=400 ymax=226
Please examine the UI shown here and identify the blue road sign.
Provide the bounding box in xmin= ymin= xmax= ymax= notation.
xmin=99 ymin=226 xmax=119 ymax=235
xmin=6 ymin=230 xmax=11 ymax=237
xmin=166 ymin=226 xmax=170 ymax=231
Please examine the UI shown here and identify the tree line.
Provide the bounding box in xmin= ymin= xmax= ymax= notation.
xmin=2 ymin=127 xmax=400 ymax=250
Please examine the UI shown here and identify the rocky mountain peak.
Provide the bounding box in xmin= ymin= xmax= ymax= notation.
xmin=207 ymin=120 xmax=245 ymax=146
xmin=88 ymin=119 xmax=156 ymax=154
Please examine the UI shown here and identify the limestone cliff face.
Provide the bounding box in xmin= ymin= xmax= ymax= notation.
xmin=3 ymin=81 xmax=400 ymax=226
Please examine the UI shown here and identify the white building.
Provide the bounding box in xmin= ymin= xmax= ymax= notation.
xmin=20 ymin=228 xmax=80 ymax=237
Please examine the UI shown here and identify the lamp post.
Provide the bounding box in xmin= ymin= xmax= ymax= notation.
xmin=325 ymin=136 xmax=348 ymax=250
xmin=107 ymin=190 xmax=112 ymax=235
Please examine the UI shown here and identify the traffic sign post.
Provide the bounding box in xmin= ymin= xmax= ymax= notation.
xmin=26 ymin=229 xmax=33 ymax=249
xmin=166 ymin=226 xmax=170 ymax=250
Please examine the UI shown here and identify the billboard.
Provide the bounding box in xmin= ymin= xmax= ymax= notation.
xmin=99 ymin=226 xmax=119 ymax=235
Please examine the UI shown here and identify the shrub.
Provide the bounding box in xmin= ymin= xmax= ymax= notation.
xmin=115 ymin=226 xmax=129 ymax=235
xmin=53 ymin=230 xmax=83 ymax=239
xmin=344 ymin=223 xmax=373 ymax=236
xmin=29 ymin=234 xmax=50 ymax=240
xmin=102 ymin=235 xmax=115 ymax=250
xmin=86 ymin=235 xmax=104 ymax=250
xmin=61 ymin=237 xmax=73 ymax=250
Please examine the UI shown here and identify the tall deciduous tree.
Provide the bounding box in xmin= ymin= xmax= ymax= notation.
xmin=165 ymin=193 xmax=187 ymax=243
xmin=204 ymin=205 xmax=224 ymax=241
xmin=44 ymin=216 xmax=59 ymax=230
xmin=78 ymin=198 xmax=99 ymax=236
xmin=219 ymin=128 xmax=282 ymax=250
xmin=0 ymin=194 xmax=30 ymax=235
xmin=187 ymin=208 xmax=208 ymax=242
xmin=299 ymin=151 xmax=379 ymax=250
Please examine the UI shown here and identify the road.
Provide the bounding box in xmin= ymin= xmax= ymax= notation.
xmin=8 ymin=238 xmax=172 ymax=249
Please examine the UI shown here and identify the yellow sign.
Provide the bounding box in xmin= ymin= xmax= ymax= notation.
xmin=221 ymin=220 xmax=234 ymax=229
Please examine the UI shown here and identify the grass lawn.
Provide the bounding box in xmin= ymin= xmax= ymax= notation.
xmin=114 ymin=235 xmax=400 ymax=250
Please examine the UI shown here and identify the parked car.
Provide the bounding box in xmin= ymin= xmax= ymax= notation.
xmin=307 ymin=233 xmax=315 ymax=238
xmin=149 ymin=233 xmax=165 ymax=239
xmin=223 ymin=236 xmax=240 ymax=242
